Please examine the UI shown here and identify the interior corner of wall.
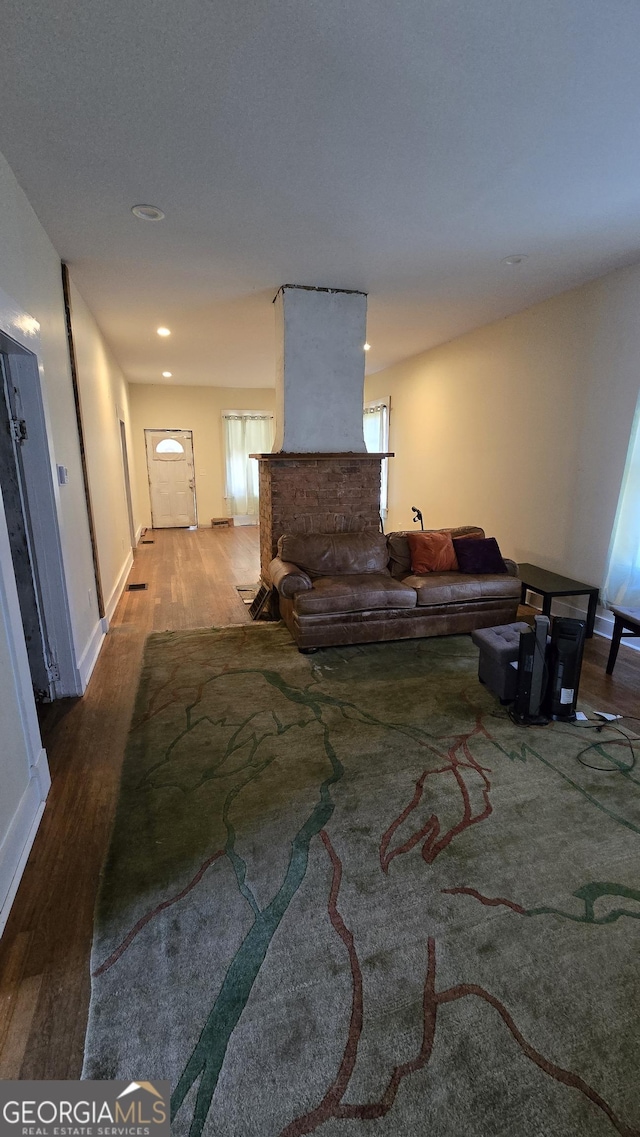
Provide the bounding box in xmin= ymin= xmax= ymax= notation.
xmin=104 ymin=548 xmax=134 ymax=624
xmin=75 ymin=616 xmax=107 ymax=693
xmin=32 ymin=747 xmax=51 ymax=798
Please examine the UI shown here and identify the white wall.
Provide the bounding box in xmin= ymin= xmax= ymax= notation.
xmin=69 ymin=279 xmax=141 ymax=627
xmin=366 ymin=264 xmax=640 ymax=608
xmin=274 ymin=286 xmax=367 ymax=452
xmin=129 ymin=383 xmax=276 ymax=528
xmin=0 ymin=484 xmax=50 ymax=934
xmin=0 ymin=150 xmax=134 ymax=933
xmin=0 ymin=152 xmax=100 ymax=663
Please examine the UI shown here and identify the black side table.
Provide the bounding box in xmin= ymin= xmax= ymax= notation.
xmin=518 ymin=563 xmax=599 ymax=638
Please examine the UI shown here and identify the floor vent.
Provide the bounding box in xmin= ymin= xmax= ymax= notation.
xmin=127 ymin=582 xmax=148 ymax=591
xmin=140 ymin=539 xmax=154 ymax=544
xmin=236 ymin=583 xmax=259 ymax=606
xmin=248 ymin=582 xmax=272 ymax=620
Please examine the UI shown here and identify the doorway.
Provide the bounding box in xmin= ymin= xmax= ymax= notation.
xmin=119 ymin=420 xmax=136 ymax=548
xmin=0 ymin=354 xmax=50 ymax=698
xmin=144 ymin=429 xmax=197 ymax=528
xmin=0 ymin=327 xmax=78 ymax=699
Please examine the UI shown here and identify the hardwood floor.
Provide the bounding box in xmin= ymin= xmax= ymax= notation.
xmin=0 ymin=527 xmax=638 ymax=1079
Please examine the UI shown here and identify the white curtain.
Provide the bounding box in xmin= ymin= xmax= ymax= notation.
xmin=603 ymin=394 xmax=640 ymax=608
xmin=224 ymin=414 xmax=274 ymax=516
xmin=363 ymin=401 xmax=389 ymax=516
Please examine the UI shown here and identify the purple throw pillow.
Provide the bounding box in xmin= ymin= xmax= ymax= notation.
xmin=452 ymin=536 xmax=507 ymax=574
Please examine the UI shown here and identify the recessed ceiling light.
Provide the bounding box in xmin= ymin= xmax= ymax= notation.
xmin=132 ymin=204 xmax=165 ymax=221
xmin=363 ymin=342 xmax=371 ymax=351
xmin=162 ymin=371 xmax=172 ymax=378
xmin=157 ymin=327 xmax=171 ymax=336
xmin=501 ymin=254 xmax=528 ymax=266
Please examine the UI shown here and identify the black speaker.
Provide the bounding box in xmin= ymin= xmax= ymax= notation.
xmin=514 ymin=615 xmax=549 ymax=723
xmin=546 ymin=617 xmax=586 ymax=721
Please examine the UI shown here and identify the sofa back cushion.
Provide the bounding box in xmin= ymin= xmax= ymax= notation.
xmin=387 ymin=526 xmax=485 ymax=579
xmin=278 ymin=531 xmax=389 ymax=577
xmin=407 ymin=530 xmax=459 ymax=573
xmin=452 ymin=535 xmax=508 ymax=574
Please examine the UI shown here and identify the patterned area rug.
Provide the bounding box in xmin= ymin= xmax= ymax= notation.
xmin=83 ymin=625 xmax=640 ymax=1137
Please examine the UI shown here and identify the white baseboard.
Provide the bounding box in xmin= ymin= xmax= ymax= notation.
xmin=75 ymin=551 xmax=134 ymax=692
xmin=523 ymin=592 xmax=640 ymax=650
xmin=105 ymin=549 xmax=134 ymax=623
xmin=76 ymin=616 xmax=106 ymax=693
xmin=0 ymin=775 xmax=47 ymax=939
xmin=135 ymin=524 xmax=144 ymax=543
xmin=32 ymin=745 xmax=51 ymax=797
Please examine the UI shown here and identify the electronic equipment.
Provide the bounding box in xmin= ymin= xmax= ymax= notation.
xmin=514 ymin=615 xmax=549 ymax=723
xmin=545 ymin=617 xmax=586 ymax=721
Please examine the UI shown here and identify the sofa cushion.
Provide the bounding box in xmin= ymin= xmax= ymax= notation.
xmin=387 ymin=527 xmax=485 ymax=579
xmin=403 ymin=571 xmax=521 ymax=608
xmin=407 ymin=530 xmax=458 ymax=573
xmin=278 ymin=531 xmax=389 ymax=577
xmin=453 ymin=535 xmax=508 ymax=574
xmin=293 ymin=574 xmax=417 ymax=615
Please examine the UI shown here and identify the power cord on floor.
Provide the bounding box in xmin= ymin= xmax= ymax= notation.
xmin=497 ymin=702 xmax=639 ymax=773
xmin=554 ymin=715 xmax=640 ymax=774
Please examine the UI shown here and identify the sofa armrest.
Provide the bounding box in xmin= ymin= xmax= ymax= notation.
xmin=503 ymin=558 xmax=519 ymax=577
xmin=269 ymin=556 xmax=313 ymax=598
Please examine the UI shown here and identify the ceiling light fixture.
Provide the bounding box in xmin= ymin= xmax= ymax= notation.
xmin=501 ymin=254 xmax=528 ymax=266
xmin=363 ymin=342 xmax=371 ymax=351
xmin=162 ymin=371 xmax=172 ymax=378
xmin=157 ymin=327 xmax=171 ymax=336
xmin=132 ymin=204 xmax=165 ymax=221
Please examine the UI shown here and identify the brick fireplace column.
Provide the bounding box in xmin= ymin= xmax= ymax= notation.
xmin=251 ymin=284 xmax=392 ymax=581
xmin=254 ymin=452 xmax=389 ymax=579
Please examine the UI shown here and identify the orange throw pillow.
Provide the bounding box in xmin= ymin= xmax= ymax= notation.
xmin=407 ymin=531 xmax=458 ymax=574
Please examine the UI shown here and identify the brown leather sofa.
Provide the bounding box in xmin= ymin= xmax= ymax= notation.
xmin=269 ymin=526 xmax=521 ymax=650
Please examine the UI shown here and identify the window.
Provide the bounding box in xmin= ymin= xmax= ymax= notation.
xmin=363 ymin=397 xmax=390 ymax=517
xmin=155 ymin=438 xmax=185 ymax=455
xmin=223 ymin=413 xmax=274 ymax=516
xmin=603 ymin=393 xmax=640 ymax=607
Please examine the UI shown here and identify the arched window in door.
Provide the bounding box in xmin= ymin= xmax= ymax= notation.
xmin=155 ymin=438 xmax=185 ymax=455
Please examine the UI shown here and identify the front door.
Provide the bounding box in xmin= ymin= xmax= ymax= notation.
xmin=145 ymin=429 xmax=197 ymax=528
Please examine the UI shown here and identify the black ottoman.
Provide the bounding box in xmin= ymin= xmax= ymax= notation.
xmin=471 ymin=622 xmax=530 ymax=702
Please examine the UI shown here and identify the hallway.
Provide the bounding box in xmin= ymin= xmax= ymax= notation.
xmin=0 ymin=523 xmax=637 ymax=1079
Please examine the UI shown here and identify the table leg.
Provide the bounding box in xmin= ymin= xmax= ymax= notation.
xmin=606 ymin=615 xmax=623 ymax=675
xmin=542 ymin=594 xmax=552 ymax=621
xmin=586 ymin=590 xmax=598 ymax=639
xmin=520 ymin=582 xmax=527 ymax=605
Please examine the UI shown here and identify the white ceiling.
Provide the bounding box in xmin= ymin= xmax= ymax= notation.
xmin=2 ymin=0 xmax=640 ymax=388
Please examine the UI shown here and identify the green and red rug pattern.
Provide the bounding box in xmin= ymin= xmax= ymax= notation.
xmin=83 ymin=626 xmax=640 ymax=1136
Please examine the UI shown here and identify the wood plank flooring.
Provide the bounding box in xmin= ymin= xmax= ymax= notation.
xmin=0 ymin=526 xmax=638 ymax=1079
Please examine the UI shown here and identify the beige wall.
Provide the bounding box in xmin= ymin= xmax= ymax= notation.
xmin=69 ymin=279 xmax=141 ymax=618
xmin=129 ymin=384 xmax=276 ymax=528
xmin=0 ymin=150 xmax=142 ymax=924
xmin=366 ymin=264 xmax=640 ymax=594
xmin=0 ymin=151 xmax=98 ymax=914
xmin=0 ymin=153 xmax=99 ymax=659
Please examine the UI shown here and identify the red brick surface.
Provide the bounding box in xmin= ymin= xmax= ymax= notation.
xmin=258 ymin=456 xmax=383 ymax=578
